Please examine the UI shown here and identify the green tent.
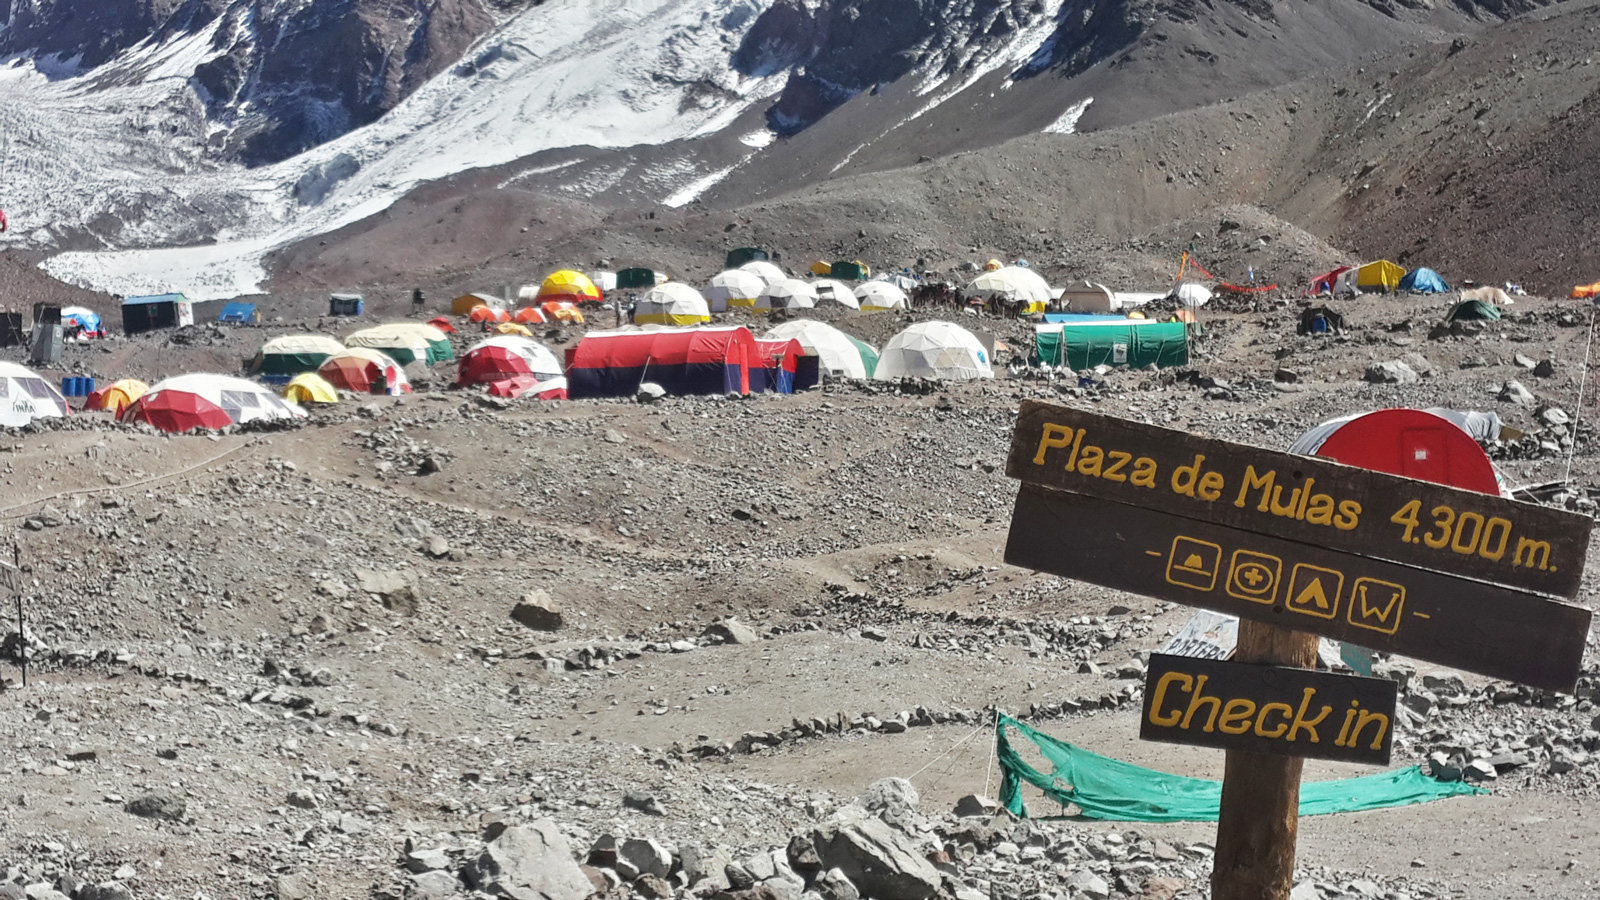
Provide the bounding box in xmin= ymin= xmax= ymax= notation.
xmin=846 ymin=335 xmax=879 ymax=378
xmin=830 ymin=261 xmax=867 ymax=281
xmin=726 ymin=247 xmax=769 ymax=268
xmin=616 ymin=267 xmax=657 ymax=290
xmin=1447 ymin=299 xmax=1501 ymax=322
xmin=1033 ymin=321 xmax=1189 ymax=369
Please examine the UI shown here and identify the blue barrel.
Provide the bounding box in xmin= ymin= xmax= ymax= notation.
xmin=81 ymin=376 xmax=95 ymax=395
xmin=60 ymin=377 xmax=78 ymax=397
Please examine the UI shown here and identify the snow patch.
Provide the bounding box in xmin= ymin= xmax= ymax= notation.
xmin=662 ymin=164 xmax=740 ymax=208
xmin=1042 ymin=97 xmax=1093 ymax=135
xmin=739 ymin=130 xmax=776 ymax=148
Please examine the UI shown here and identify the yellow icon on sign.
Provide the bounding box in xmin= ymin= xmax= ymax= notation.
xmin=1226 ymin=550 xmax=1282 ymax=604
xmin=1348 ymin=577 xmax=1406 ymax=634
xmin=1286 ymin=564 xmax=1344 ymax=620
xmin=1165 ymin=536 xmax=1221 ymax=591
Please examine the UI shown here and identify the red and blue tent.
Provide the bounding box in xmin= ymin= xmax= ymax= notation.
xmin=751 ymin=338 xmax=802 ymax=394
xmin=566 ymin=327 xmax=756 ymax=399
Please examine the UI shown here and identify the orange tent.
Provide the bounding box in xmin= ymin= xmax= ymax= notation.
xmin=470 ymin=306 xmax=510 ymax=324
xmin=1572 ymin=282 xmax=1600 ymax=300
xmin=514 ymin=307 xmax=548 ymax=324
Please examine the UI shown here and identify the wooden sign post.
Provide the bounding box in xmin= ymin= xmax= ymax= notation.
xmin=1001 ymin=401 xmax=1593 ymax=900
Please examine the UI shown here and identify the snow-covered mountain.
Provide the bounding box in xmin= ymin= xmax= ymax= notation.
xmin=0 ymin=0 xmax=1557 ymax=299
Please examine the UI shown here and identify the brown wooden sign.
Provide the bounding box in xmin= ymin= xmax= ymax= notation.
xmin=1005 ymin=400 xmax=1590 ymax=598
xmin=1140 ymin=653 xmax=1398 ymax=765
xmin=1006 ymin=484 xmax=1591 ymax=692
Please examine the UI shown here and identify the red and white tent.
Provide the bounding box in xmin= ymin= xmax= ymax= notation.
xmin=458 ymin=335 xmax=563 ymax=386
xmin=318 ymin=348 xmax=412 ymax=395
xmin=121 ymin=374 xmax=305 ymax=433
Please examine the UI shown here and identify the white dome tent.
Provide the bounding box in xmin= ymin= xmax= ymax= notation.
xmin=635 ymin=283 xmax=711 ymax=326
xmin=874 ymin=321 xmax=993 ymax=381
xmin=968 ymin=266 xmax=1051 ymax=312
xmin=810 ymin=279 xmax=861 ymax=310
xmin=757 ymin=279 xmax=818 ymax=311
xmin=706 ymin=269 xmax=766 ymax=312
xmin=855 ymin=281 xmax=908 ymax=311
xmin=0 ymin=362 xmax=71 ymax=427
xmin=738 ymin=260 xmax=787 ymax=286
xmin=763 ymin=320 xmax=876 ymax=380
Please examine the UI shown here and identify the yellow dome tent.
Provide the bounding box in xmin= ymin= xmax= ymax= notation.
xmin=537 ymin=270 xmax=603 ymax=304
xmin=284 ymin=373 xmax=340 ymax=404
xmin=89 ymin=378 xmax=149 ymax=414
xmin=1356 ymin=260 xmax=1405 ymax=293
xmin=451 ymin=292 xmax=506 ymax=315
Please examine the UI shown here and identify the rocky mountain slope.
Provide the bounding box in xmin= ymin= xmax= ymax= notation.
xmin=0 ymin=0 xmax=1567 ymax=299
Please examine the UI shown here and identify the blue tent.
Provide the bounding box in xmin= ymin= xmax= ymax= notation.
xmin=1399 ymin=268 xmax=1450 ymax=293
xmin=217 ymin=302 xmax=259 ymax=325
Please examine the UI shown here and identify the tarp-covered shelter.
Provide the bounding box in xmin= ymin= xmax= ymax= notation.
xmin=1033 ymin=321 xmax=1189 ymax=370
xmin=255 ymin=334 xmax=345 ymax=375
xmin=537 ymin=270 xmax=603 ymax=305
xmin=86 ymin=378 xmax=148 ymax=414
xmin=726 ymin=248 xmax=769 ymax=269
xmin=1459 ymin=286 xmax=1513 ymax=306
xmin=1290 ymin=408 xmax=1504 ymax=497
xmin=62 ymin=306 xmax=104 ymax=337
xmin=452 ymin=293 xmax=505 ymax=315
xmin=1298 ymin=306 xmax=1344 ymax=335
xmin=283 ymin=373 xmax=339 ymax=404
xmin=763 ymin=320 xmax=877 ymax=383
xmin=750 ymin=338 xmax=802 ymax=394
xmin=218 ymin=302 xmax=259 ymax=324
xmin=854 ymin=281 xmax=908 ymax=311
xmin=875 ymin=322 xmax=993 ymax=381
xmin=457 ymin=335 xmax=563 ymax=386
xmin=123 ymin=293 xmax=194 ymax=335
xmin=487 ymin=375 xmax=568 ymax=400
xmin=567 ymin=327 xmax=757 ymax=399
xmin=739 ymin=260 xmax=787 ymax=286
xmin=344 ymin=323 xmax=453 ymax=365
xmin=757 ymin=279 xmax=818 ymax=311
xmin=968 ymin=266 xmax=1050 ymax=314
xmin=1356 ymin=260 xmax=1406 ymax=293
xmin=328 ymin=293 xmax=363 ymax=316
xmin=707 ymin=270 xmax=765 ymax=312
xmin=1399 ymin=268 xmax=1450 ymax=293
xmin=319 ymin=347 xmax=413 ymax=395
xmin=122 ymin=374 xmax=305 ymax=432
xmin=810 ymin=279 xmax=861 ymax=310
xmin=635 ymin=283 xmax=711 ymax=326
xmin=0 ymin=361 xmax=71 ymax=426
xmin=1571 ymin=281 xmax=1600 ymax=300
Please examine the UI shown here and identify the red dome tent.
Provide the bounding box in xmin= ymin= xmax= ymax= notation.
xmin=1290 ymin=408 xmax=1502 ymax=496
xmin=1305 ymin=266 xmax=1354 ymax=296
xmin=566 ymin=327 xmax=757 ymax=399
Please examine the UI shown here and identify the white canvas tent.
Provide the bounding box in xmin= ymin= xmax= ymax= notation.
xmin=810 ymin=279 xmax=861 ymax=310
xmin=706 ymin=270 xmax=766 ymax=312
xmin=855 ymin=281 xmax=908 ymax=311
xmin=758 ymin=279 xmax=818 ymax=311
xmin=0 ymin=362 xmax=71 ymax=427
xmin=739 ymin=260 xmax=787 ymax=286
xmin=763 ymin=320 xmax=874 ymax=379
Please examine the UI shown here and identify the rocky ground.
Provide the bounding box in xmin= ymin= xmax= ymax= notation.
xmin=0 ymin=288 xmax=1596 ymax=900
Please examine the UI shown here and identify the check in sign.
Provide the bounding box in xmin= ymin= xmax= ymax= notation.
xmin=1141 ymin=653 xmax=1398 ymax=765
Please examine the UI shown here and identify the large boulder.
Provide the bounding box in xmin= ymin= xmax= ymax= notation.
xmin=512 ymin=590 xmax=564 ymax=631
xmin=354 ymin=568 xmax=421 ymax=616
xmin=462 ymin=820 xmax=594 ymax=900
xmin=811 ymin=809 xmax=941 ymax=900
xmin=1364 ymin=360 xmax=1418 ymax=385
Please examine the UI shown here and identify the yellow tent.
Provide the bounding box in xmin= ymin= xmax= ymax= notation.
xmin=284 ymin=373 xmax=339 ymax=404
xmin=1356 ymin=260 xmax=1405 ymax=293
xmin=90 ymin=378 xmax=148 ymax=414
xmin=808 ymin=261 xmax=833 ymax=276
xmin=496 ymin=322 xmax=534 ymax=337
xmin=451 ymin=292 xmax=505 ymax=315
xmin=536 ymin=270 xmax=602 ymax=304
xmin=984 ymin=258 xmax=1004 ymax=271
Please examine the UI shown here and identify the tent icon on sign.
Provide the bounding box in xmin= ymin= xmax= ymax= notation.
xmin=1166 ymin=537 xmax=1221 ymax=591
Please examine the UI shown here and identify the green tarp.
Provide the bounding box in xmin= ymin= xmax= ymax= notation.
xmin=259 ymin=352 xmax=332 ymax=375
xmin=1447 ymin=299 xmax=1502 ymax=322
xmin=1033 ymin=322 xmax=1189 ymax=369
xmin=847 ymin=335 xmax=880 ymax=378
xmin=426 ymin=338 xmax=454 ymax=364
xmin=997 ymin=714 xmax=1483 ymax=823
xmin=830 ymin=261 xmax=867 ymax=281
xmin=617 ymin=268 xmax=657 ymax=290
